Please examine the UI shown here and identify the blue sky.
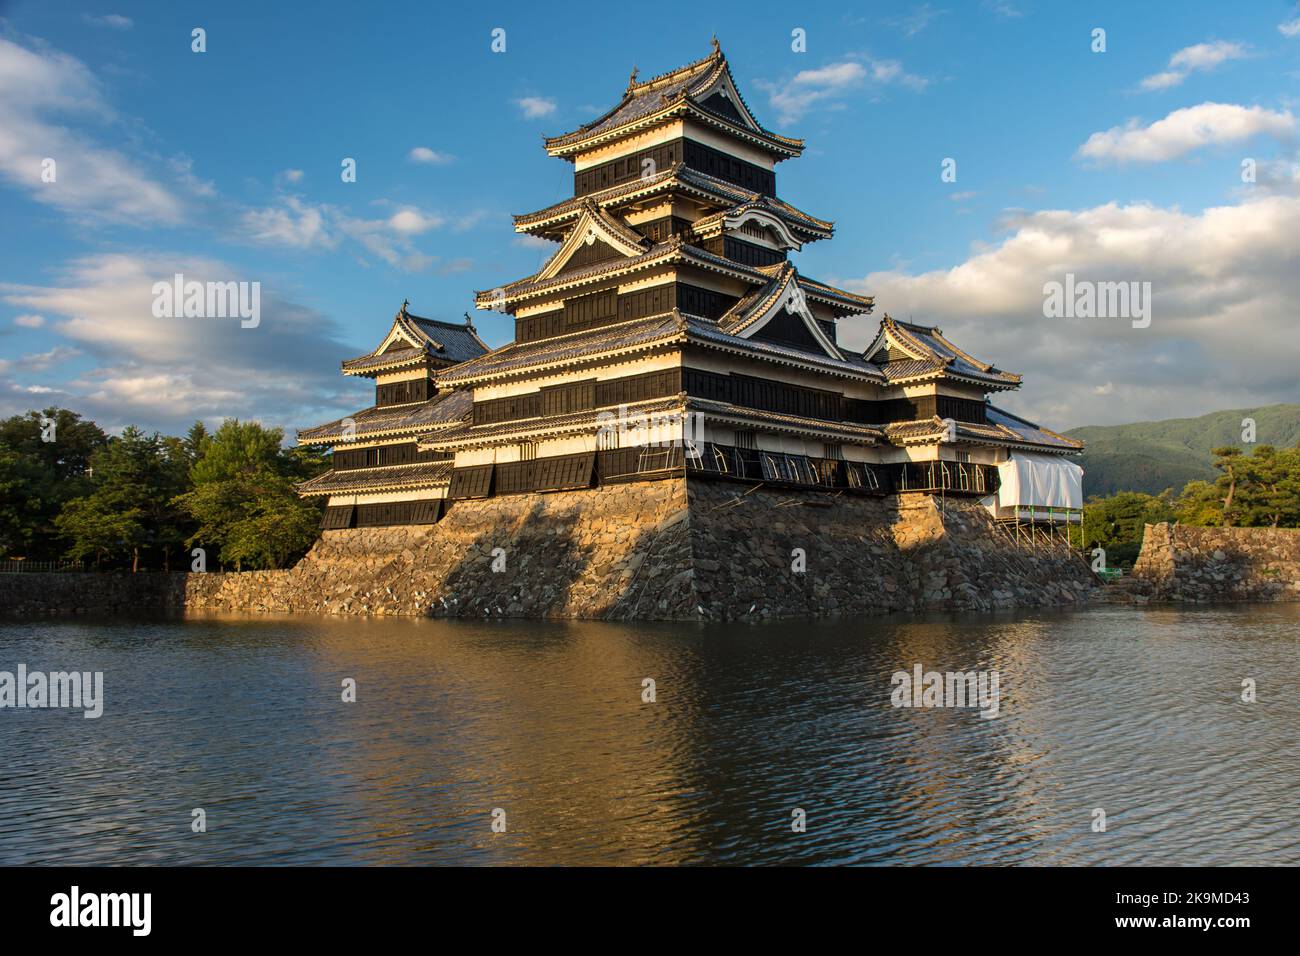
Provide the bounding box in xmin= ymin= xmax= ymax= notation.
xmin=2 ymin=0 xmax=1298 ymax=434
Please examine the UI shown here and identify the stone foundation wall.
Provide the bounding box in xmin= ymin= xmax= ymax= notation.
xmin=1129 ymin=522 xmax=1300 ymax=603
xmin=0 ymin=571 xmax=191 ymax=616
xmin=1 ymin=478 xmax=1097 ymax=620
xmin=186 ymin=478 xmax=694 ymax=619
xmin=687 ymin=483 xmax=1093 ymax=619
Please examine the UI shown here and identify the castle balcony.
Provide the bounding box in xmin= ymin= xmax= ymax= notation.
xmin=893 ymin=460 xmax=1001 ymax=497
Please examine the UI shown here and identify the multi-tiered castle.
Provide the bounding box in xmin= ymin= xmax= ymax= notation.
xmin=297 ymin=41 xmax=1083 ymax=534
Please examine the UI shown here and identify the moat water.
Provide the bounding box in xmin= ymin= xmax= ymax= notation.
xmin=1 ymin=604 xmax=1297 ymax=866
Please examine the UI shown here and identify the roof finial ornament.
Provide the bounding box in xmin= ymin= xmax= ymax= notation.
xmin=711 ymin=35 xmax=720 ymax=54
xmin=400 ymin=298 xmax=410 ymax=316
xmin=629 ymin=64 xmax=638 ymax=86
xmin=463 ymin=311 xmax=476 ymax=332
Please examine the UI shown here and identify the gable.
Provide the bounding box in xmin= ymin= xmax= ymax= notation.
xmin=733 ymin=273 xmax=842 ymax=361
xmin=693 ymin=67 xmax=763 ymax=134
xmin=374 ymin=318 xmax=424 ymax=356
xmin=698 ymin=90 xmax=747 ymax=126
xmin=749 ymin=308 xmax=825 ymax=351
xmin=536 ymin=206 xmax=647 ymax=282
xmin=557 ymin=236 xmax=624 ymax=275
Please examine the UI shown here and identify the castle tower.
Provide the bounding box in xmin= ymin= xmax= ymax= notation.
xmin=297 ymin=42 xmax=1082 ymax=529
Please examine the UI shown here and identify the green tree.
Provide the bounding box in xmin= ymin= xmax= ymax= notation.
xmin=54 ymin=426 xmax=184 ymax=571
xmin=173 ymin=419 xmax=323 ymax=570
xmin=181 ymin=421 xmax=210 ymax=468
xmin=1082 ymin=490 xmax=1177 ymax=567
xmin=0 ymin=408 xmax=107 ymax=559
xmin=1210 ymin=446 xmax=1245 ymax=526
xmin=0 ymin=447 xmax=50 ymax=557
xmin=1174 ymin=480 xmax=1225 ymax=527
xmin=55 ymin=426 xmax=153 ymax=567
xmin=1233 ymin=445 xmax=1300 ymax=528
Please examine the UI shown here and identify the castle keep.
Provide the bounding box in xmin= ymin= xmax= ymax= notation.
xmin=296 ymin=42 xmax=1085 ymax=565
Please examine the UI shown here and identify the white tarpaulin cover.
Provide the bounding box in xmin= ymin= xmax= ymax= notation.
xmin=996 ymin=453 xmax=1083 ymax=510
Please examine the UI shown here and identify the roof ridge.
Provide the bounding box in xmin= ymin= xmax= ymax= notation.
xmin=626 ymin=43 xmax=722 ymax=94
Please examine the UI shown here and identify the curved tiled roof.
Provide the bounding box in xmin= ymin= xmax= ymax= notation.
xmin=513 ymin=165 xmax=833 ymax=240
xmin=686 ymin=397 xmax=884 ymax=444
xmin=685 ymin=315 xmax=882 ymax=381
xmin=340 ymin=345 xmax=427 ymax=374
xmin=296 ymin=461 xmax=453 ymax=496
xmin=718 ymin=263 xmax=873 ymax=340
xmin=867 ymin=316 xmax=1020 ymax=388
xmin=296 ymin=389 xmax=474 ymax=444
xmin=341 ymin=305 xmax=490 ymax=375
xmin=438 ymin=312 xmax=687 ymax=386
xmin=985 ymin=405 xmax=1083 ymax=450
xmin=406 ymin=315 xmax=490 ymax=363
xmin=420 ymin=397 xmax=686 ymax=450
xmin=474 ymin=236 xmax=769 ymax=308
xmin=885 ymin=410 xmax=1082 ymax=452
xmin=544 ymin=44 xmax=802 ymax=158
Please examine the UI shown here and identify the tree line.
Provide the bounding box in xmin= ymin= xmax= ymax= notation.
xmin=1083 ymin=444 xmax=1300 ymax=567
xmin=0 ymin=407 xmax=328 ymax=571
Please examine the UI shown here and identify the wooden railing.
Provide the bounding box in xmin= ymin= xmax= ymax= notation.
xmin=895 ymin=461 xmax=999 ymax=496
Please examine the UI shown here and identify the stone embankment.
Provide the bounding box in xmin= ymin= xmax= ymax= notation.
xmin=2 ymin=478 xmax=1098 ymax=621
xmin=1122 ymin=522 xmax=1300 ymax=604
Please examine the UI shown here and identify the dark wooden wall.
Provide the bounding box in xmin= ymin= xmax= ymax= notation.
xmin=375 ymin=376 xmax=432 ymax=407
xmin=333 ymin=442 xmax=450 ymax=471
xmin=472 ymin=368 xmax=683 ymax=426
xmin=515 ymin=282 xmax=739 ymax=343
xmin=572 ymin=137 xmax=776 ymax=197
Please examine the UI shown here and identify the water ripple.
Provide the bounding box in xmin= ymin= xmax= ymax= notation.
xmin=0 ymin=604 xmax=1297 ymax=865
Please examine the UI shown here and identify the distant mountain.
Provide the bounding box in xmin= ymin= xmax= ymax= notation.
xmin=1066 ymin=404 xmax=1300 ymax=498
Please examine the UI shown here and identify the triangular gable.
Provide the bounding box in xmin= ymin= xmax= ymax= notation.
xmin=536 ymin=204 xmax=648 ymax=282
xmin=725 ymin=265 xmax=842 ymax=360
xmin=692 ymin=64 xmax=763 ymax=134
xmin=374 ymin=311 xmax=428 ymax=356
xmin=861 ymin=317 xmax=934 ymax=365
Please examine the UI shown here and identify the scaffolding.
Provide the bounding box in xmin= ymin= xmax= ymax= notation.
xmin=995 ymin=506 xmax=1084 ymax=547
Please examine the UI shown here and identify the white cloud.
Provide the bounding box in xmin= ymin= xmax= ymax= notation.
xmin=1140 ymin=41 xmax=1248 ymax=91
xmin=836 ymin=194 xmax=1300 ymax=427
xmin=0 ymin=37 xmax=187 ymax=224
xmin=13 ymin=314 xmax=44 ymax=328
xmin=515 ymin=97 xmax=557 ymax=119
xmin=0 ymin=253 xmax=361 ymax=433
xmin=982 ymin=0 xmax=1022 ymax=18
xmin=241 ymin=197 xmax=337 ymax=249
xmin=890 ymin=4 xmax=945 ymax=37
xmin=387 ymin=208 xmax=444 ymax=235
xmin=1278 ymin=19 xmax=1300 ymax=39
xmin=278 ymin=168 xmax=304 ymax=184
xmin=1077 ymin=102 xmax=1295 ymax=164
xmin=238 ymin=197 xmax=467 ymax=271
xmin=82 ymin=14 xmax=133 ymax=30
xmin=408 ymin=147 xmax=453 ymax=164
xmin=758 ymin=57 xmax=927 ymax=124
xmin=1139 ymin=71 xmax=1184 ymax=92
xmin=0 ymin=348 xmax=69 ymax=379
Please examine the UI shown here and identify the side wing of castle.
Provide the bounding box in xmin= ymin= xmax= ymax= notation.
xmin=297 ymin=41 xmax=1082 ymax=529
